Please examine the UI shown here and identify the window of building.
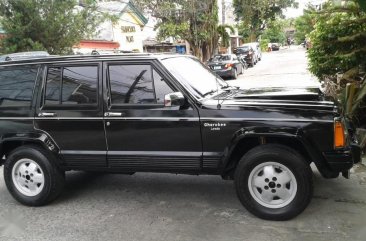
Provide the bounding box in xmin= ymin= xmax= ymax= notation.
xmin=0 ymin=66 xmax=39 ymax=107
xmin=44 ymin=65 xmax=98 ymax=106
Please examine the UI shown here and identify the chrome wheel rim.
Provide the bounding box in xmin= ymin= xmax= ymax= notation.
xmin=12 ymin=158 xmax=45 ymax=196
xmin=248 ymin=162 xmax=297 ymax=209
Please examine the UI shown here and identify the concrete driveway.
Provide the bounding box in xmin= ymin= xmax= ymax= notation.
xmin=0 ymin=47 xmax=365 ymax=241
xmin=227 ymin=46 xmax=320 ymax=89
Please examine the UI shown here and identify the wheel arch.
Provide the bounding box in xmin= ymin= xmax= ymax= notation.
xmin=221 ymin=129 xmax=331 ymax=179
xmin=0 ymin=132 xmax=61 ymax=166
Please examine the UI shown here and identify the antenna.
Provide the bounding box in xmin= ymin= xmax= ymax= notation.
xmin=215 ymin=72 xmax=221 ymax=110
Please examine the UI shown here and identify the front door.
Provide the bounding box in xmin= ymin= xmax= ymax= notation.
xmin=103 ymin=61 xmax=202 ymax=172
xmin=34 ymin=62 xmax=107 ymax=168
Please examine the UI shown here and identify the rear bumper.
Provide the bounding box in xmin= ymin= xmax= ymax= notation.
xmin=323 ymin=143 xmax=361 ymax=173
xmin=213 ymin=69 xmax=234 ymax=77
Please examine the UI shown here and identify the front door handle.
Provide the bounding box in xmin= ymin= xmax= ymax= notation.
xmin=105 ymin=112 xmax=123 ymax=117
xmin=38 ymin=112 xmax=57 ymax=117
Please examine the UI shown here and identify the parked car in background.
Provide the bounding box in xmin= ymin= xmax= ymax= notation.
xmin=248 ymin=42 xmax=262 ymax=61
xmin=0 ymin=51 xmax=50 ymax=62
xmin=207 ymin=54 xmax=243 ymax=79
xmin=234 ymin=45 xmax=256 ymax=67
xmin=271 ymin=43 xmax=280 ymax=51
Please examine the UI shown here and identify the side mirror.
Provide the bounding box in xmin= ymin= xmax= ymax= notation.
xmin=164 ymin=92 xmax=185 ymax=107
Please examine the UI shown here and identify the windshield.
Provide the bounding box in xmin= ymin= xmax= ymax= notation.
xmin=211 ymin=55 xmax=231 ymax=62
xmin=161 ymin=56 xmax=229 ymax=99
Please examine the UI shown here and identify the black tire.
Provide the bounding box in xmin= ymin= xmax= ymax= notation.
xmin=234 ymin=144 xmax=313 ymax=220
xmin=4 ymin=145 xmax=65 ymax=206
xmin=232 ymin=68 xmax=238 ymax=79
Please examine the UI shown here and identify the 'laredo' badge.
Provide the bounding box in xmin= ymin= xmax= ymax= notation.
xmin=204 ymin=122 xmax=227 ymax=131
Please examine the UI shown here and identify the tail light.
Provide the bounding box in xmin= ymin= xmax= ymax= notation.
xmin=225 ymin=63 xmax=233 ymax=68
xmin=334 ymin=119 xmax=346 ymax=148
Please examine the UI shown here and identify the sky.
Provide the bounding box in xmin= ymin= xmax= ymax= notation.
xmin=284 ymin=0 xmax=327 ymax=18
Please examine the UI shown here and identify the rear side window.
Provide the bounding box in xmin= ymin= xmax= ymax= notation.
xmin=0 ymin=66 xmax=38 ymax=107
xmin=44 ymin=65 xmax=98 ymax=106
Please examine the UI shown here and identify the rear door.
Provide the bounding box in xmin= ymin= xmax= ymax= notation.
xmin=34 ymin=62 xmax=107 ymax=168
xmin=103 ymin=60 xmax=202 ymax=172
xmin=0 ymin=65 xmax=39 ymax=135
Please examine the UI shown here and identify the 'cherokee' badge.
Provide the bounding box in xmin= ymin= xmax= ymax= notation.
xmin=204 ymin=122 xmax=227 ymax=131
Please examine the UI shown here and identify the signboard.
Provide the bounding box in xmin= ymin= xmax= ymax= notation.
xmin=121 ymin=26 xmax=136 ymax=33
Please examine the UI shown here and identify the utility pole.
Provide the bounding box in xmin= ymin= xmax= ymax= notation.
xmin=222 ymin=0 xmax=226 ymax=24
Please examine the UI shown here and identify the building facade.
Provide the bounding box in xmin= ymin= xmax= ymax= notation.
xmin=74 ymin=1 xmax=148 ymax=54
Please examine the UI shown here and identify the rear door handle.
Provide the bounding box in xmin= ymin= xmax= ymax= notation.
xmin=38 ymin=112 xmax=57 ymax=117
xmin=105 ymin=112 xmax=123 ymax=117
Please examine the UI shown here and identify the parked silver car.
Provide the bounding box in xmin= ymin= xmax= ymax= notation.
xmin=242 ymin=42 xmax=262 ymax=62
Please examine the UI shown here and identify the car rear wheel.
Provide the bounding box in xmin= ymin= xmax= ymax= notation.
xmin=4 ymin=145 xmax=65 ymax=206
xmin=234 ymin=144 xmax=313 ymax=220
xmin=232 ymin=68 xmax=238 ymax=79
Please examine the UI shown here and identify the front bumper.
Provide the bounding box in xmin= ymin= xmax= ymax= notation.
xmin=323 ymin=143 xmax=361 ymax=173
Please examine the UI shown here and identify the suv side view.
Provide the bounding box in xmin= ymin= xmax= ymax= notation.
xmin=0 ymin=54 xmax=360 ymax=220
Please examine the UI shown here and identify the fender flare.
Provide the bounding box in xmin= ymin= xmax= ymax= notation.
xmin=0 ymin=131 xmax=62 ymax=164
xmin=221 ymin=127 xmax=331 ymax=177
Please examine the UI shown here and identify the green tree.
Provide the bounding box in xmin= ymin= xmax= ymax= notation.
xmin=0 ymin=0 xmax=104 ymax=54
xmin=294 ymin=7 xmax=316 ymax=44
xmin=233 ymin=0 xmax=298 ymax=40
xmin=261 ymin=19 xmax=286 ymax=44
xmin=137 ymin=0 xmax=219 ymax=60
xmin=308 ymin=0 xmax=366 ymax=126
xmin=216 ymin=24 xmax=235 ymax=48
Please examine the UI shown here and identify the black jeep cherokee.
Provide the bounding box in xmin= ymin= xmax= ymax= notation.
xmin=0 ymin=54 xmax=360 ymax=220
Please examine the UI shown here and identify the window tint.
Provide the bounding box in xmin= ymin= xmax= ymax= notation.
xmin=0 ymin=66 xmax=38 ymax=107
xmin=109 ymin=64 xmax=155 ymax=104
xmin=62 ymin=66 xmax=98 ymax=104
xmin=45 ymin=67 xmax=61 ymax=105
xmin=44 ymin=65 xmax=98 ymax=105
xmin=153 ymin=69 xmax=174 ymax=104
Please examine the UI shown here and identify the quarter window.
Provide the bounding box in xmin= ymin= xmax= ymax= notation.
xmin=44 ymin=65 xmax=98 ymax=105
xmin=0 ymin=66 xmax=38 ymax=107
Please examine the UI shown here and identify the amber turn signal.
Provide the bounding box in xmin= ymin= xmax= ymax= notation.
xmin=334 ymin=120 xmax=345 ymax=148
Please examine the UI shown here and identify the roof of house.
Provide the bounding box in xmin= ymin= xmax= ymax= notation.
xmin=98 ymin=1 xmax=148 ymax=26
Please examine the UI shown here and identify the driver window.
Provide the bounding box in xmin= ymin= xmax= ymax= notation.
xmin=109 ymin=64 xmax=155 ymax=105
xmin=108 ymin=64 xmax=174 ymax=105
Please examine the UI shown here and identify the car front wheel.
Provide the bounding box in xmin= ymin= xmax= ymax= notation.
xmin=234 ymin=144 xmax=313 ymax=220
xmin=4 ymin=145 xmax=65 ymax=206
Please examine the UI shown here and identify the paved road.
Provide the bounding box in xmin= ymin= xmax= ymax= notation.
xmin=227 ymin=46 xmax=320 ymax=89
xmin=1 ymin=48 xmax=366 ymax=241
